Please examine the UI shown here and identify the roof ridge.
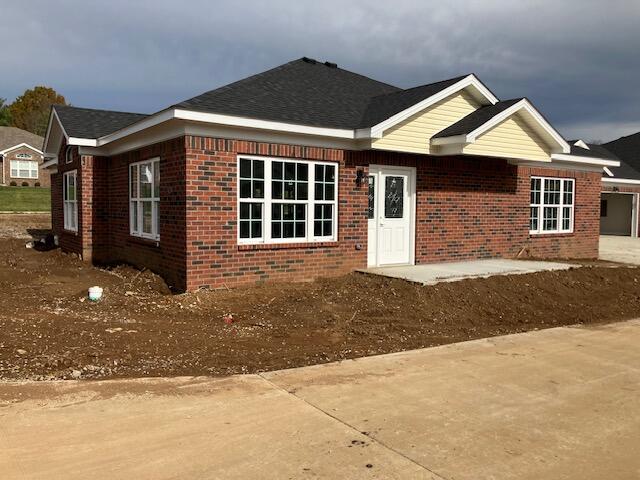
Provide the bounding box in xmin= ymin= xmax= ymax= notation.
xmin=605 ymin=130 xmax=640 ymax=145
xmin=368 ymin=74 xmax=470 ymax=100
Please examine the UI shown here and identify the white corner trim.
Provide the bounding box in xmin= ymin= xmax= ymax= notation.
xmin=573 ymin=139 xmax=589 ymax=149
xmin=551 ymin=153 xmax=620 ymax=167
xmin=602 ymin=177 xmax=640 ymax=185
xmin=603 ymin=166 xmax=614 ymax=177
xmin=368 ymin=74 xmax=498 ymax=138
xmin=466 ymin=99 xmax=570 ymax=153
xmin=0 ymin=143 xmax=44 ymax=156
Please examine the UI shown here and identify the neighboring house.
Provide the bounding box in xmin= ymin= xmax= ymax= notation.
xmin=42 ymin=57 xmax=617 ymax=292
xmin=593 ymin=133 xmax=640 ymax=236
xmin=0 ymin=127 xmax=47 ymax=187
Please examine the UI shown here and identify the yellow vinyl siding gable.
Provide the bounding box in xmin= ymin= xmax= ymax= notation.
xmin=463 ymin=113 xmax=552 ymax=162
xmin=371 ymin=90 xmax=480 ymax=155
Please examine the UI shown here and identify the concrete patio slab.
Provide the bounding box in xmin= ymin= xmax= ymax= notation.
xmin=600 ymin=235 xmax=640 ymax=264
xmin=361 ymin=258 xmax=573 ymax=285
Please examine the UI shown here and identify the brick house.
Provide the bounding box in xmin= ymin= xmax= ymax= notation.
xmin=591 ymin=133 xmax=640 ymax=236
xmin=0 ymin=127 xmax=47 ymax=188
xmin=42 ymin=57 xmax=617 ymax=292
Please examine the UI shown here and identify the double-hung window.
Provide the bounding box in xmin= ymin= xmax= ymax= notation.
xmin=10 ymin=160 xmax=38 ymax=179
xmin=238 ymin=156 xmax=338 ymax=244
xmin=530 ymin=176 xmax=574 ymax=234
xmin=130 ymin=158 xmax=160 ymax=240
xmin=63 ymin=170 xmax=78 ymax=232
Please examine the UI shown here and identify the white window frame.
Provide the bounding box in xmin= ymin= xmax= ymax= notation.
xmin=63 ymin=170 xmax=78 ymax=232
xmin=10 ymin=159 xmax=38 ymax=179
xmin=129 ymin=158 xmax=160 ymax=241
xmin=237 ymin=155 xmax=339 ymax=245
xmin=530 ymin=176 xmax=574 ymax=235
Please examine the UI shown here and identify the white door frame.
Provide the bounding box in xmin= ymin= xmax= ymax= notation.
xmin=601 ymin=191 xmax=639 ymax=237
xmin=368 ymin=164 xmax=416 ymax=267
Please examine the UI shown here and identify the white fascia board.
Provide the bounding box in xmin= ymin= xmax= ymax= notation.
xmin=0 ymin=143 xmax=44 ymax=156
xmin=369 ymin=74 xmax=499 ymax=138
xmin=551 ymin=153 xmax=620 ymax=167
xmin=97 ymin=109 xmax=176 ymax=146
xmin=466 ymin=99 xmax=570 ymax=153
xmin=602 ymin=177 xmax=640 ymax=185
xmin=95 ymin=108 xmax=356 ymax=148
xmin=573 ymin=139 xmax=589 ymax=149
xmin=174 ymin=109 xmax=356 ymax=139
xmin=603 ymin=166 xmax=614 ymax=177
xmin=68 ymin=137 xmax=98 ymax=147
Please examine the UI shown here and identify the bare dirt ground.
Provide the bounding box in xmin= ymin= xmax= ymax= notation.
xmin=2 ymin=213 xmax=640 ymax=382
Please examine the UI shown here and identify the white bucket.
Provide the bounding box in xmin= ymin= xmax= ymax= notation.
xmin=88 ymin=286 xmax=103 ymax=302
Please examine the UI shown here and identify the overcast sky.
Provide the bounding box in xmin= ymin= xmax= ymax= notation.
xmin=2 ymin=0 xmax=639 ymax=142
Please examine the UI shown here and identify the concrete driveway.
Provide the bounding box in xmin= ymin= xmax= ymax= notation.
xmin=2 ymin=320 xmax=640 ymax=479
xmin=600 ymin=235 xmax=640 ymax=264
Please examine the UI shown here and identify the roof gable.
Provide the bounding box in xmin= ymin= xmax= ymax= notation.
xmin=0 ymin=126 xmax=43 ymax=152
xmin=53 ymin=105 xmax=148 ymax=139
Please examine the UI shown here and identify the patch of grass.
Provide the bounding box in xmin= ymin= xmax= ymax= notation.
xmin=0 ymin=186 xmax=51 ymax=212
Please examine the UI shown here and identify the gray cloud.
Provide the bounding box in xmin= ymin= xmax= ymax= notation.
xmin=2 ymin=0 xmax=639 ymax=142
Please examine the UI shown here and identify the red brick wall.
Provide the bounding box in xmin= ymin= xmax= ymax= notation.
xmin=523 ymin=166 xmax=601 ymax=259
xmin=51 ymin=134 xmax=601 ymax=292
xmin=52 ymin=143 xmax=82 ymax=255
xmin=184 ymin=136 xmax=366 ymax=290
xmin=101 ymin=137 xmax=187 ymax=291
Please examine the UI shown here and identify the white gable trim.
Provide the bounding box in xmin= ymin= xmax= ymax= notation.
xmin=467 ymin=99 xmax=569 ymax=153
xmin=431 ymin=99 xmax=570 ymax=155
xmin=603 ymin=166 xmax=614 ymax=177
xmin=0 ymin=142 xmax=44 ymax=156
xmin=573 ymin=139 xmax=590 ymax=149
xmin=363 ymin=74 xmax=499 ymax=139
xmin=43 ymin=108 xmax=68 ymax=152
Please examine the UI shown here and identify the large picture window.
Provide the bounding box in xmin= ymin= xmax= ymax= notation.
xmin=530 ymin=176 xmax=574 ymax=234
xmin=10 ymin=160 xmax=38 ymax=179
xmin=237 ymin=156 xmax=338 ymax=244
xmin=63 ymin=170 xmax=77 ymax=232
xmin=130 ymin=158 xmax=160 ymax=240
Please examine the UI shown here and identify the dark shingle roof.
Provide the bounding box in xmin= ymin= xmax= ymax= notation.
xmin=432 ymin=98 xmax=522 ymax=138
xmin=0 ymin=127 xmax=43 ymax=151
xmin=174 ymin=58 xmax=401 ymax=130
xmin=603 ymin=133 xmax=640 ymax=180
xmin=54 ymin=105 xmax=148 ymax=139
xmin=569 ymin=142 xmax=619 ymax=160
xmin=357 ymin=75 xmax=469 ymax=128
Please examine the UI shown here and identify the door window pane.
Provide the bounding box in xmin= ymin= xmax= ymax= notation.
xmin=384 ymin=176 xmax=404 ymax=219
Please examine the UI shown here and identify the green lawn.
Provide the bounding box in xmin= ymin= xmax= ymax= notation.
xmin=0 ymin=186 xmax=51 ymax=212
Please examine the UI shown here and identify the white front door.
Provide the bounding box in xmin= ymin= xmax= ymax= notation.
xmin=367 ymin=165 xmax=415 ymax=267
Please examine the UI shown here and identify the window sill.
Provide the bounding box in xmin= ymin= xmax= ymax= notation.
xmin=63 ymin=228 xmax=78 ymax=235
xmin=529 ymin=231 xmax=574 ymax=238
xmin=238 ymin=240 xmax=339 ymax=251
xmin=128 ymin=235 xmax=160 ymax=248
